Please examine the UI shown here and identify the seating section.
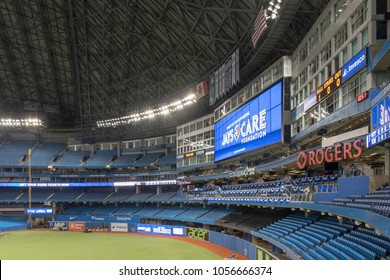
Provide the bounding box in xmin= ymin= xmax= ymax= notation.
xmin=54 ymin=151 xmax=91 ymax=168
xmin=132 ymin=205 xmax=167 ymax=218
xmin=111 ymin=154 xmax=141 ymax=168
xmin=77 ymin=190 xmax=112 ymax=202
xmin=91 ymin=205 xmax=123 ymax=215
xmin=104 ymin=190 xmax=135 ymax=202
xmin=18 ymin=189 xmax=55 ymax=202
xmin=153 ymin=206 xmax=190 ymax=219
xmin=49 ymin=189 xmax=83 ymax=202
xmin=197 ymin=207 xmax=234 ymax=223
xmin=83 ymin=150 xmax=117 ymax=168
xmin=326 ymin=186 xmax=390 ymax=217
xmin=0 ymin=140 xmax=35 ymax=167
xmin=61 ymin=206 xmax=99 ymax=215
xmin=57 ymin=204 xmax=236 ymax=225
xmin=174 ymin=206 xmax=214 ymax=222
xmin=113 ymin=205 xmax=143 ymax=216
xmin=258 ymin=214 xmax=390 ymax=260
xmin=147 ymin=192 xmax=177 ymax=202
xmin=134 ymin=153 xmax=163 ymax=167
xmin=127 ymin=192 xmax=155 ymax=202
xmin=25 ymin=143 xmax=66 ymax=168
xmin=155 ymin=152 xmax=176 ymax=165
xmin=0 ymin=188 xmax=24 ymax=202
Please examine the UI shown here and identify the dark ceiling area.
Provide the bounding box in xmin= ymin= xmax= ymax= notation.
xmin=0 ymin=0 xmax=330 ymax=141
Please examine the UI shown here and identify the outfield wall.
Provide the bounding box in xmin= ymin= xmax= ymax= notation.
xmin=0 ymin=217 xmax=27 ymax=231
xmin=49 ymin=220 xmax=272 ymax=260
xmin=209 ymin=231 xmax=257 ymax=260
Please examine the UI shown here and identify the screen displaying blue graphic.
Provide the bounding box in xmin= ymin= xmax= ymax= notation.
xmin=26 ymin=208 xmax=53 ymax=215
xmin=214 ymin=81 xmax=282 ymax=162
xmin=136 ymin=224 xmax=184 ymax=236
xmin=371 ymin=96 xmax=390 ymax=130
xmin=341 ymin=48 xmax=366 ymax=83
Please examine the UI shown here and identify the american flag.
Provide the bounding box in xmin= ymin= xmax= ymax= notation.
xmin=251 ymin=6 xmax=268 ymax=48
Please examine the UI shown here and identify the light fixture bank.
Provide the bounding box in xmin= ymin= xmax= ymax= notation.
xmin=96 ymin=93 xmax=197 ymax=128
xmin=0 ymin=118 xmax=43 ymax=127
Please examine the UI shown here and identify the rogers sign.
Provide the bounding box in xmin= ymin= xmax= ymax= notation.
xmin=297 ymin=139 xmax=363 ymax=169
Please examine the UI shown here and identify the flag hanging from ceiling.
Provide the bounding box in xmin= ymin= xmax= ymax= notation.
xmin=195 ymin=80 xmax=209 ymax=100
xmin=251 ymin=6 xmax=268 ymax=48
xmin=209 ymin=48 xmax=240 ymax=105
xmin=209 ymin=74 xmax=215 ymax=105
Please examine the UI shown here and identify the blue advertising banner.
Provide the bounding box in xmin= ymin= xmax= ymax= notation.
xmin=214 ymin=81 xmax=282 ymax=162
xmin=26 ymin=208 xmax=53 ymax=215
xmin=366 ymin=122 xmax=390 ymax=148
xmin=136 ymin=223 xmax=185 ymax=236
xmin=371 ymin=96 xmax=390 ymax=130
xmin=341 ymin=48 xmax=367 ymax=83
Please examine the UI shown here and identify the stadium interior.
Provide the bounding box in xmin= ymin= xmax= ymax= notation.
xmin=0 ymin=0 xmax=390 ymax=260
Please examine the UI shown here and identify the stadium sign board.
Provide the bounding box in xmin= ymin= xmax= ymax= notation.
xmin=26 ymin=208 xmax=53 ymax=215
xmin=297 ymin=139 xmax=363 ymax=169
xmin=110 ymin=223 xmax=128 ymax=232
xmin=341 ymin=48 xmax=367 ymax=83
xmin=136 ymin=224 xmax=184 ymax=236
xmin=214 ymin=81 xmax=282 ymax=162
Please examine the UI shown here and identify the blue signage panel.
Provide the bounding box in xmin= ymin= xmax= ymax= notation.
xmin=367 ymin=122 xmax=390 ymax=148
xmin=214 ymin=81 xmax=282 ymax=162
xmin=136 ymin=223 xmax=185 ymax=236
xmin=341 ymin=48 xmax=367 ymax=83
xmin=304 ymin=91 xmax=317 ymax=112
xmin=27 ymin=208 xmax=53 ymax=215
xmin=371 ymin=96 xmax=390 ymax=130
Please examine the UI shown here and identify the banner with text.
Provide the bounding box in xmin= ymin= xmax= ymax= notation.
xmin=209 ymin=48 xmax=240 ymax=105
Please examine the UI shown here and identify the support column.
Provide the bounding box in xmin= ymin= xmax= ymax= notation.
xmin=136 ymin=186 xmax=141 ymax=194
xmin=157 ymin=186 xmax=162 ymax=195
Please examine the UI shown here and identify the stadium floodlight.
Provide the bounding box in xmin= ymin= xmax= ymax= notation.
xmin=0 ymin=118 xmax=43 ymax=127
xmin=266 ymin=0 xmax=281 ymax=20
xmin=96 ymin=89 xmax=198 ymax=127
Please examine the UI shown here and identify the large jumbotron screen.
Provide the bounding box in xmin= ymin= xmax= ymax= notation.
xmin=214 ymin=81 xmax=282 ymax=162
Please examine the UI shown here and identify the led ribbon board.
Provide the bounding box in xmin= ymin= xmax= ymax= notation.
xmin=214 ymin=81 xmax=282 ymax=162
xmin=0 ymin=180 xmax=176 ymax=187
xmin=26 ymin=208 xmax=53 ymax=214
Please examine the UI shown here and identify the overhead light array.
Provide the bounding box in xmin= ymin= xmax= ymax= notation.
xmin=0 ymin=118 xmax=43 ymax=127
xmin=266 ymin=0 xmax=282 ymax=20
xmin=96 ymin=94 xmax=197 ymax=128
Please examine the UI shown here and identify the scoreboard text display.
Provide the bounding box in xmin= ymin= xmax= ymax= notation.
xmin=316 ymin=69 xmax=342 ymax=102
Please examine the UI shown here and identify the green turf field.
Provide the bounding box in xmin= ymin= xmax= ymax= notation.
xmin=0 ymin=231 xmax=222 ymax=260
